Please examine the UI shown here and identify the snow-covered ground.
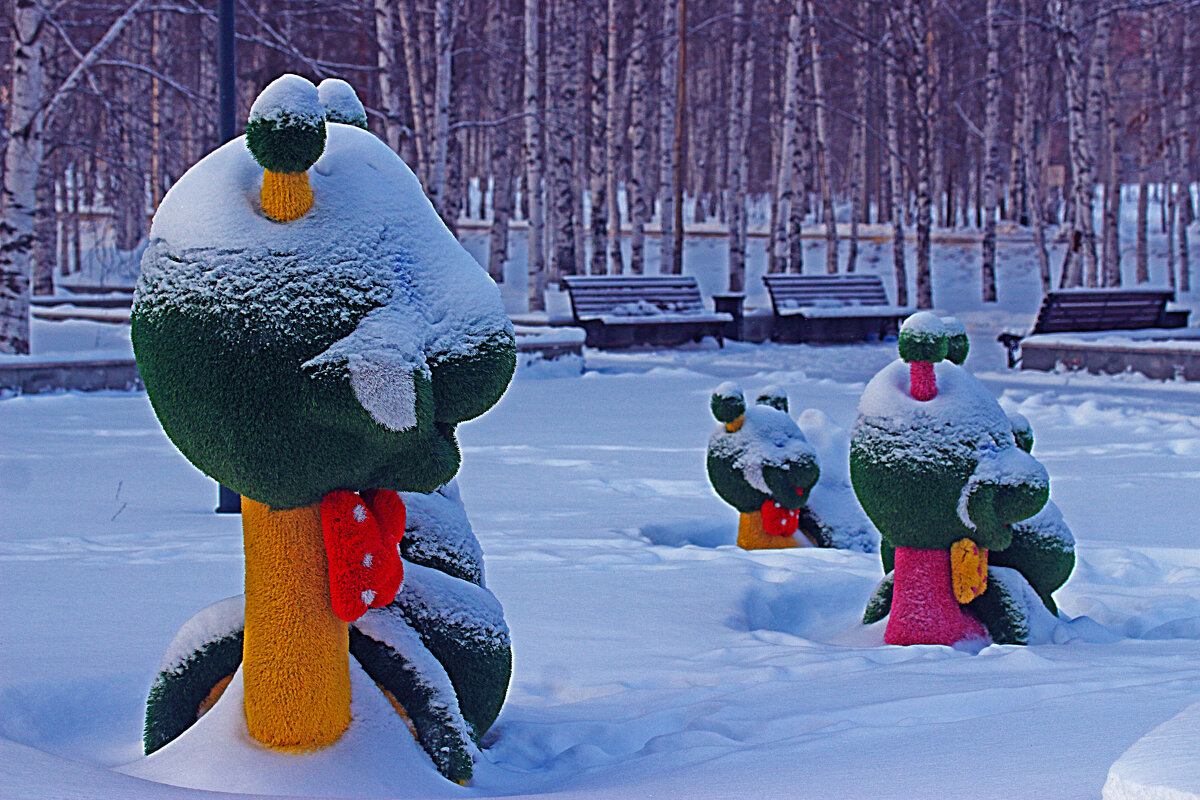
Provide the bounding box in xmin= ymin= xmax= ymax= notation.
xmin=3 ymin=212 xmax=1200 ymax=798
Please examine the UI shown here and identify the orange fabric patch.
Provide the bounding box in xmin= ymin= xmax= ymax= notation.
xmin=951 ymin=538 xmax=988 ymax=604
xmin=737 ymin=510 xmax=800 ymax=550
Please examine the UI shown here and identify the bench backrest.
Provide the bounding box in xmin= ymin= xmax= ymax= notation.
xmin=561 ymin=275 xmax=708 ymax=318
xmin=762 ymin=274 xmax=892 ymax=310
xmin=1031 ymin=289 xmax=1175 ymax=334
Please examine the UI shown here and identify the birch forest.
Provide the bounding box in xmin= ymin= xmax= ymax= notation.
xmin=1 ymin=0 xmax=1198 ymax=353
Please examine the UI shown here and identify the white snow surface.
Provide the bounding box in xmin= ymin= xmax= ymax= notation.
xmin=4 ymin=308 xmax=1200 ymax=798
xmin=1105 ymin=700 xmax=1200 ymax=800
xmin=139 ymin=122 xmax=511 ymax=428
xmin=900 ymin=310 xmax=945 ymax=339
xmin=157 ymin=595 xmax=245 ymax=675
xmin=247 ymin=74 xmax=325 ymax=126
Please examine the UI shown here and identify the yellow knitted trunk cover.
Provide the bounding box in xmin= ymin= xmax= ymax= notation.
xmin=242 ymin=497 xmax=351 ymax=751
xmin=737 ymin=510 xmax=799 ymax=550
xmin=951 ymin=538 xmax=988 ymax=604
xmin=261 ymin=171 xmax=314 ymax=222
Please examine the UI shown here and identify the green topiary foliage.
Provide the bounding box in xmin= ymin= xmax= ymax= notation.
xmin=942 ymin=316 xmax=970 ymax=365
xmin=1009 ymin=412 xmax=1034 ymax=454
xmin=756 ymin=385 xmax=788 ymax=412
xmin=318 ymin=78 xmax=370 ymax=129
xmin=349 ymin=627 xmax=475 ymax=784
xmin=967 ymin=568 xmax=1031 ymax=645
xmin=862 ymin=573 xmax=894 ymax=625
xmin=143 ymin=596 xmax=245 ymax=755
xmin=897 ymin=312 xmax=949 ymax=364
xmin=706 ymin=384 xmax=819 ymax=515
xmin=244 ymin=75 xmax=327 ymax=174
xmin=711 ymin=382 xmax=746 ymax=424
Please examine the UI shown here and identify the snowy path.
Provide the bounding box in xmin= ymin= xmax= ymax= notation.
xmin=2 ymin=342 xmax=1200 ymax=799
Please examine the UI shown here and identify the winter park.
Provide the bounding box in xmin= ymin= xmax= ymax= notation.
xmin=2 ymin=1 xmax=1200 ymax=799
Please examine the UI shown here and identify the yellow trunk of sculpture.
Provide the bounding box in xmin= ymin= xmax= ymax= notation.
xmin=737 ymin=509 xmax=801 ymax=550
xmin=242 ymin=497 xmax=351 ymax=751
xmin=261 ymin=170 xmax=314 ymax=223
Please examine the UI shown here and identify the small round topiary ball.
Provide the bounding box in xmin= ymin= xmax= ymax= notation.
xmin=942 ymin=316 xmax=969 ymax=365
xmin=756 ymin=385 xmax=789 ymax=413
xmin=898 ymin=311 xmax=948 ymax=364
xmin=711 ymin=381 xmax=746 ymax=424
xmin=245 ymin=74 xmax=327 ymax=174
xmin=318 ymin=78 xmax=369 ymax=129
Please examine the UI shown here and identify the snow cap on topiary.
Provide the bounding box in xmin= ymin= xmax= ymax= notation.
xmin=898 ymin=312 xmax=948 ymax=364
xmin=756 ymin=385 xmax=788 ymax=413
xmin=942 ymin=316 xmax=969 ymax=365
xmin=318 ymin=78 xmax=368 ymax=129
xmin=246 ymin=74 xmax=327 ymax=173
xmin=711 ymin=381 xmax=746 ymax=423
xmin=1009 ymin=412 xmax=1034 ymax=453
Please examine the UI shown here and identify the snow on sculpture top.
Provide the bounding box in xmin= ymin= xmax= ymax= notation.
xmin=133 ymin=72 xmax=515 ymax=510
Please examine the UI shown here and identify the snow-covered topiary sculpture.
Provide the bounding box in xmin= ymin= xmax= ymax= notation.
xmin=853 ymin=313 xmax=1066 ymax=646
xmin=133 ymin=75 xmax=514 ymax=782
xmin=707 ymin=382 xmax=820 ymax=549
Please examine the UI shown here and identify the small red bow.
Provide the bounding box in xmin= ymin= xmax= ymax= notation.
xmin=761 ymin=489 xmax=804 ymax=536
xmin=321 ymin=489 xmax=406 ymax=622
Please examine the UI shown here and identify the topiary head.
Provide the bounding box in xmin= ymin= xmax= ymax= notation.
xmin=318 ymin=78 xmax=369 ymax=129
xmin=898 ymin=312 xmax=948 ymax=364
xmin=711 ymin=382 xmax=746 ymax=427
xmin=245 ymin=74 xmax=327 ymax=174
xmin=756 ymin=385 xmax=788 ymax=413
xmin=942 ymin=316 xmax=969 ymax=365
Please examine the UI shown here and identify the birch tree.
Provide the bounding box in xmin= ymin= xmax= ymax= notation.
xmin=547 ymin=0 xmax=580 ymax=284
xmin=771 ymin=0 xmax=804 ymax=275
xmin=588 ymin=7 xmax=608 ymax=274
xmin=806 ymin=0 xmax=837 ymax=275
xmin=725 ymin=0 xmax=752 ymax=291
xmin=373 ymin=0 xmax=405 ymax=154
xmin=486 ymin=0 xmax=516 ymax=283
xmin=657 ymin=0 xmax=679 ymax=274
xmin=1152 ymin=14 xmax=1176 ymax=288
xmin=2 ymin=0 xmax=149 ymax=355
xmin=980 ymin=0 xmax=1000 ymax=302
xmin=603 ymin=0 xmax=624 ymax=273
xmin=627 ymin=0 xmax=650 ymax=274
xmin=1101 ymin=5 xmax=1121 ymax=287
xmin=1017 ymin=0 xmax=1051 ymax=291
xmin=1174 ymin=15 xmax=1191 ymax=291
xmin=428 ymin=0 xmax=454 ymax=228
xmin=1052 ymin=0 xmax=1098 ymax=288
xmin=523 ymin=0 xmax=547 ymax=309
xmin=884 ymin=9 xmax=908 ymax=306
xmin=1136 ymin=14 xmax=1152 ymax=284
xmin=847 ymin=0 xmax=869 ymax=273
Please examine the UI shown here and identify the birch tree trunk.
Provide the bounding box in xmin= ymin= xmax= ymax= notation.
xmin=429 ymin=0 xmax=454 ymax=228
xmin=547 ymin=0 xmax=580 ymax=284
xmin=1152 ymin=14 xmax=1176 ymax=288
xmin=1102 ymin=7 xmax=1122 ymax=287
xmin=895 ymin=0 xmax=934 ymax=308
xmin=980 ymin=0 xmax=1000 ymax=301
xmin=374 ymin=0 xmax=405 ymax=154
xmin=524 ymin=0 xmax=547 ymax=310
xmin=847 ymin=0 xmax=869 ymax=273
xmin=806 ymin=0 xmax=837 ymax=274
xmin=1175 ymin=17 xmax=1192 ymax=292
xmin=657 ymin=0 xmax=679 ymax=274
xmin=1085 ymin=1 xmax=1111 ymax=288
xmin=486 ymin=0 xmax=515 ymax=283
xmin=627 ymin=0 xmax=650 ymax=274
xmin=771 ymin=0 xmax=804 ymax=275
xmin=1052 ymin=0 xmax=1098 ymax=288
xmin=588 ymin=10 xmax=608 ymax=274
xmin=884 ymin=11 xmax=908 ymax=307
xmin=604 ymin=0 xmax=624 ymax=274
xmin=1136 ymin=15 xmax=1152 ymax=284
xmin=396 ymin=0 xmax=428 ymax=173
xmin=1019 ymin=0 xmax=1051 ymax=291
xmin=725 ymin=0 xmax=751 ymax=291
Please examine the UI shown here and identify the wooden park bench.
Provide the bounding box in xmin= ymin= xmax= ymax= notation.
xmin=30 ymin=292 xmax=133 ymax=323
xmin=762 ymin=273 xmax=908 ymax=343
xmin=560 ymin=275 xmax=731 ymax=348
xmin=998 ymin=288 xmax=1191 ymax=369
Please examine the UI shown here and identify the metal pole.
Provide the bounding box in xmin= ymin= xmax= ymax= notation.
xmin=218 ymin=0 xmax=236 ymax=144
xmin=216 ymin=0 xmax=240 ymax=513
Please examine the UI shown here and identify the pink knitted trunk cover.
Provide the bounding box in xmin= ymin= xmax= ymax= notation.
xmin=885 ymin=546 xmax=988 ymax=646
xmin=909 ymin=361 xmax=937 ymax=401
